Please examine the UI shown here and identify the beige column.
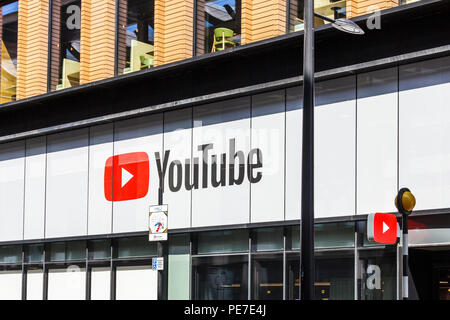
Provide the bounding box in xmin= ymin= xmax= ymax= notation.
xmin=241 ymin=0 xmax=286 ymax=45
xmin=80 ymin=0 xmax=116 ymax=84
xmin=16 ymin=0 xmax=50 ymax=100
xmin=347 ymin=0 xmax=398 ymax=18
xmin=154 ymin=0 xmax=194 ymax=66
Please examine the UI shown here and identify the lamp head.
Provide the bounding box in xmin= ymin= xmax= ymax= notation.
xmin=332 ymin=18 xmax=365 ymax=35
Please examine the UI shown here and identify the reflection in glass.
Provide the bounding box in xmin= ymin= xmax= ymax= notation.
xmin=50 ymin=0 xmax=81 ymax=91
xmin=197 ymin=229 xmax=248 ymax=254
xmin=116 ymin=236 xmax=157 ymax=258
xmin=358 ymin=248 xmax=397 ymax=300
xmin=196 ymin=0 xmax=241 ymax=55
xmin=192 ymin=255 xmax=248 ymax=300
xmin=0 ymin=245 xmax=21 ymax=264
xmin=252 ymin=227 xmax=284 ymax=252
xmin=49 ymin=241 xmax=86 ymax=262
xmin=252 ymin=254 xmax=283 ymax=300
xmin=88 ymin=240 xmax=111 ymax=260
xmin=117 ymin=0 xmax=155 ymax=74
xmin=289 ymin=0 xmax=347 ymax=33
xmin=287 ymin=251 xmax=354 ymax=300
xmin=0 ymin=1 xmax=18 ymax=103
xmin=26 ymin=244 xmax=44 ymax=263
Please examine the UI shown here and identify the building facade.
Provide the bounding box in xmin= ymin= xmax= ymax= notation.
xmin=0 ymin=0 xmax=449 ymax=300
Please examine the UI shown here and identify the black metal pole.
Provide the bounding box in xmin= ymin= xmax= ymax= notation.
xmin=402 ymin=213 xmax=408 ymax=300
xmin=157 ymin=187 xmax=168 ymax=300
xmin=300 ymin=0 xmax=315 ymax=301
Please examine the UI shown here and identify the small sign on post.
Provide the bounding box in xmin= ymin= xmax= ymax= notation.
xmin=149 ymin=204 xmax=168 ymax=242
xmin=152 ymin=257 xmax=164 ymax=271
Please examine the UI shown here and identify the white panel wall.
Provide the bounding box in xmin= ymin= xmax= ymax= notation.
xmin=192 ymin=97 xmax=251 ymax=227
xmin=315 ymin=76 xmax=356 ymax=218
xmin=46 ymin=129 xmax=89 ymax=238
xmin=0 ymin=271 xmax=22 ymax=300
xmin=357 ymin=68 xmax=398 ymax=215
xmin=163 ymin=109 xmax=192 ymax=229
xmin=26 ymin=270 xmax=44 ymax=300
xmin=399 ymin=56 xmax=450 ymax=210
xmin=285 ymin=86 xmax=303 ymax=221
xmin=88 ymin=124 xmax=114 ymax=235
xmin=116 ymin=266 xmax=157 ymax=300
xmin=113 ymin=114 xmax=163 ymax=233
xmin=47 ymin=268 xmax=86 ymax=300
xmin=0 ymin=141 xmax=25 ymax=242
xmin=90 ymin=267 xmax=111 ymax=300
xmin=24 ymin=137 xmax=46 ymax=240
xmin=251 ymin=90 xmax=285 ymax=223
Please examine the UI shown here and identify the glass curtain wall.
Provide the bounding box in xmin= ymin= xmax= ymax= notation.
xmin=289 ymin=0 xmax=347 ymax=33
xmin=49 ymin=0 xmax=81 ymax=91
xmin=196 ymin=0 xmax=241 ymax=56
xmin=0 ymin=1 xmax=18 ymax=103
xmin=117 ymin=0 xmax=155 ymax=75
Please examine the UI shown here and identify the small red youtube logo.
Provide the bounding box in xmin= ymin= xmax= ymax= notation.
xmin=367 ymin=212 xmax=397 ymax=244
xmin=104 ymin=152 xmax=149 ymax=201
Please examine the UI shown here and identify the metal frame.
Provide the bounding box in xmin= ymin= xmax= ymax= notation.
xmin=2 ymin=222 xmax=450 ymax=300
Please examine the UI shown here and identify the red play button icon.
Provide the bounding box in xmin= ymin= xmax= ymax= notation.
xmin=104 ymin=152 xmax=149 ymax=201
xmin=367 ymin=212 xmax=398 ymax=244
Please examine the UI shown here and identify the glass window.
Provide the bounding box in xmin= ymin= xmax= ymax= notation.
xmin=88 ymin=240 xmax=111 ymax=260
xmin=168 ymin=233 xmax=190 ymax=300
xmin=197 ymin=229 xmax=248 ymax=254
xmin=0 ymin=245 xmax=21 ymax=264
xmin=252 ymin=227 xmax=284 ymax=252
xmin=26 ymin=267 xmax=44 ymax=300
xmin=116 ymin=265 xmax=158 ymax=300
xmin=47 ymin=267 xmax=86 ymax=300
xmin=286 ymin=250 xmax=354 ymax=300
xmin=192 ymin=255 xmax=248 ymax=300
xmin=289 ymin=0 xmax=347 ymax=33
xmin=50 ymin=0 xmax=81 ymax=91
xmin=26 ymin=244 xmax=44 ymax=263
xmin=357 ymin=248 xmax=397 ymax=300
xmin=196 ymin=0 xmax=241 ymax=55
xmin=315 ymin=251 xmax=354 ymax=300
xmin=117 ymin=0 xmax=155 ymax=75
xmin=0 ymin=1 xmax=18 ymax=103
xmin=116 ymin=236 xmax=157 ymax=258
xmin=252 ymin=253 xmax=283 ymax=300
xmin=288 ymin=222 xmax=355 ymax=250
xmin=49 ymin=241 xmax=86 ymax=262
xmin=315 ymin=222 xmax=355 ymax=249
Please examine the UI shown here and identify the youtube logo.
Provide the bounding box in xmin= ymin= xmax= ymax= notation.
xmin=367 ymin=212 xmax=398 ymax=244
xmin=104 ymin=152 xmax=150 ymax=201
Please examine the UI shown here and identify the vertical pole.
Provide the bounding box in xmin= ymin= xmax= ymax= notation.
xmin=157 ymin=187 xmax=168 ymax=300
xmin=402 ymin=213 xmax=408 ymax=300
xmin=301 ymin=0 xmax=315 ymax=301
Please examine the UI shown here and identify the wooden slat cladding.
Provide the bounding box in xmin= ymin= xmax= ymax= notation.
xmin=241 ymin=0 xmax=286 ymax=45
xmin=80 ymin=0 xmax=116 ymax=84
xmin=16 ymin=0 xmax=50 ymax=99
xmin=347 ymin=0 xmax=398 ymax=18
xmin=154 ymin=0 xmax=194 ymax=66
xmin=50 ymin=0 xmax=61 ymax=92
xmin=117 ymin=0 xmax=127 ymax=75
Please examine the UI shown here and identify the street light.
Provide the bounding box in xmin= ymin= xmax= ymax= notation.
xmin=300 ymin=2 xmax=364 ymax=300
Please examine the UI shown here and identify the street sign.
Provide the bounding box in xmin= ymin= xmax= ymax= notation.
xmin=367 ymin=212 xmax=397 ymax=244
xmin=152 ymin=257 xmax=164 ymax=271
xmin=149 ymin=204 xmax=168 ymax=241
